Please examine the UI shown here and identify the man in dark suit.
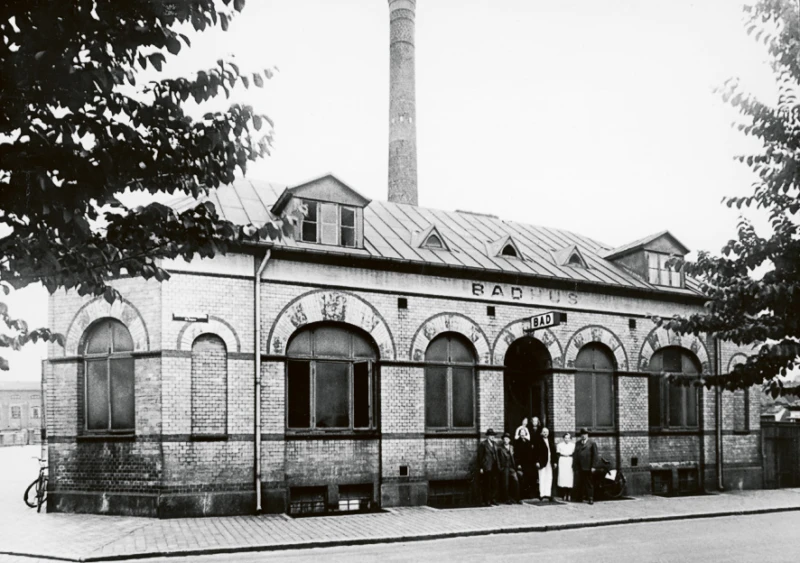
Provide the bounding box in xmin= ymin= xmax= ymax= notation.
xmin=497 ymin=432 xmax=522 ymax=504
xmin=574 ymin=427 xmax=598 ymax=504
xmin=477 ymin=428 xmax=499 ymax=506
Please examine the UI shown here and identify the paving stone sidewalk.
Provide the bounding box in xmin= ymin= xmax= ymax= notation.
xmin=2 ymin=489 xmax=800 ymax=562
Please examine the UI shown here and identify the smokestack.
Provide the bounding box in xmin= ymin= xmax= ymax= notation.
xmin=388 ymin=0 xmax=418 ymax=206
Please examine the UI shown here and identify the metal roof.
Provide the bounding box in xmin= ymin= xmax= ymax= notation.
xmin=171 ymin=178 xmax=704 ymax=297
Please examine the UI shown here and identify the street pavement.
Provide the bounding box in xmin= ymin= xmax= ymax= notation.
xmin=1 ymin=445 xmax=800 ymax=562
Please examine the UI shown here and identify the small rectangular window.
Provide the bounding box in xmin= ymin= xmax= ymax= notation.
xmin=31 ymin=407 xmax=40 ymax=419
xmin=301 ymin=201 xmax=318 ymax=242
xmin=451 ymin=367 xmax=474 ymax=428
xmin=87 ymin=360 xmax=110 ymax=430
xmin=341 ymin=206 xmax=356 ymax=247
xmin=315 ymin=361 xmax=349 ymax=428
xmin=353 ymin=361 xmax=371 ymax=428
xmin=11 ymin=406 xmax=21 ymax=419
xmin=425 ymin=366 xmax=448 ymax=427
xmin=648 ymin=375 xmax=662 ymax=428
xmin=320 ymin=203 xmax=338 ymax=245
xmin=287 ymin=361 xmax=311 ymax=428
xmin=110 ymin=357 xmax=135 ymax=430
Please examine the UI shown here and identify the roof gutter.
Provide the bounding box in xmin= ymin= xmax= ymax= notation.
xmin=254 ymin=249 xmax=271 ymax=513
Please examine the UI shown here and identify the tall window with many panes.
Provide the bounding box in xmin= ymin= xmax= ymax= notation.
xmin=648 ymin=347 xmax=699 ymax=430
xmin=574 ymin=343 xmax=615 ymax=431
xmin=424 ymin=333 xmax=476 ymax=431
xmin=81 ymin=319 xmax=135 ymax=433
xmin=286 ymin=324 xmax=377 ymax=432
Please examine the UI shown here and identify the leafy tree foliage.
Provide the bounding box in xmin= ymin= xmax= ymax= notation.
xmin=0 ymin=0 xmax=301 ymax=370
xmin=661 ymin=0 xmax=800 ymax=397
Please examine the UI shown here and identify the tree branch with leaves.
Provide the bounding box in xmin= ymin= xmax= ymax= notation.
xmin=0 ymin=0 xmax=302 ymax=371
xmin=659 ymin=0 xmax=800 ymax=397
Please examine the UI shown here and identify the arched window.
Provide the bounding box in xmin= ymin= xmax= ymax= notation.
xmin=424 ymin=233 xmax=444 ymax=249
xmin=574 ymin=343 xmax=615 ymax=430
xmin=425 ymin=333 xmax=476 ymax=430
xmin=648 ymin=346 xmax=699 ymax=429
xmin=82 ymin=319 xmax=134 ymax=432
xmin=501 ymin=244 xmax=518 ymax=258
xmin=286 ymin=324 xmax=377 ymax=431
xmin=191 ymin=334 xmax=228 ymax=436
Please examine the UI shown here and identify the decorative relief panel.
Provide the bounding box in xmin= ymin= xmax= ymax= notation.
xmin=491 ymin=319 xmax=563 ymax=367
xmin=638 ymin=326 xmax=709 ymax=374
xmin=65 ymin=297 xmax=149 ymax=355
xmin=564 ymin=325 xmax=628 ymax=371
xmin=409 ymin=313 xmax=491 ymax=364
xmin=268 ymin=290 xmax=395 ymax=360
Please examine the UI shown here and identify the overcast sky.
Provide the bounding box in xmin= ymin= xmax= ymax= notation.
xmin=5 ymin=0 xmax=777 ymax=380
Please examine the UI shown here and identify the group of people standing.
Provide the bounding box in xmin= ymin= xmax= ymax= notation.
xmin=477 ymin=417 xmax=599 ymax=506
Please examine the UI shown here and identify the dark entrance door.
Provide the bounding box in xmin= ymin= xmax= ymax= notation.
xmin=504 ymin=337 xmax=552 ymax=434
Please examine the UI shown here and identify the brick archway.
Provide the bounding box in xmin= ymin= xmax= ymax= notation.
xmin=409 ymin=312 xmax=491 ymax=364
xmin=268 ymin=290 xmax=396 ymax=360
xmin=65 ymin=297 xmax=149 ymax=355
xmin=177 ymin=315 xmax=241 ymax=353
xmin=638 ymin=326 xmax=709 ymax=374
xmin=492 ymin=318 xmax=563 ymax=367
xmin=564 ymin=325 xmax=628 ymax=371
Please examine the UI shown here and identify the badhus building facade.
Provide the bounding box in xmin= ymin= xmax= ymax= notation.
xmin=42 ymin=1 xmax=761 ymax=516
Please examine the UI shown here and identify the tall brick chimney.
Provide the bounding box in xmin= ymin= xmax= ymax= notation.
xmin=388 ymin=0 xmax=418 ymax=206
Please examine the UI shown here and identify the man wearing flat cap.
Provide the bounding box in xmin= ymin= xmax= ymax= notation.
xmin=477 ymin=428 xmax=499 ymax=506
xmin=573 ymin=427 xmax=598 ymax=504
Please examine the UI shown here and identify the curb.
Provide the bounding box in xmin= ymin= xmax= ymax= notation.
xmin=3 ymin=504 xmax=800 ymax=562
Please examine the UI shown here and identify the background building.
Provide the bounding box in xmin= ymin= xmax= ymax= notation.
xmin=1 ymin=381 xmax=42 ymax=447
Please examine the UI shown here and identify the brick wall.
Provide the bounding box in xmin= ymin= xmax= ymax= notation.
xmin=43 ymin=257 xmax=765 ymax=516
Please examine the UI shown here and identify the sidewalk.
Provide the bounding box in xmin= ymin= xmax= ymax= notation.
xmin=2 ymin=487 xmax=800 ymax=562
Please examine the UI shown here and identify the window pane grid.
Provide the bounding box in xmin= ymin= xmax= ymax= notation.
xmin=286 ymin=325 xmax=377 ymax=432
xmin=425 ymin=334 xmax=476 ymax=431
xmin=649 ymin=347 xmax=700 ymax=429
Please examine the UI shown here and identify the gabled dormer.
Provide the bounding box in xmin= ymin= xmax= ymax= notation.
xmin=272 ymin=174 xmax=370 ymax=248
xmin=487 ymin=235 xmax=523 ymax=259
xmin=554 ymin=245 xmax=589 ymax=268
xmin=603 ymin=230 xmax=689 ymax=288
xmin=412 ymin=224 xmax=450 ymax=251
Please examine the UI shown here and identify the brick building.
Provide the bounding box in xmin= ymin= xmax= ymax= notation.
xmin=1 ymin=381 xmax=42 ymax=447
xmin=43 ymin=0 xmax=761 ymax=517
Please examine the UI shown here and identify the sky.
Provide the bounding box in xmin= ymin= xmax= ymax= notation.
xmin=3 ymin=0 xmax=779 ymax=380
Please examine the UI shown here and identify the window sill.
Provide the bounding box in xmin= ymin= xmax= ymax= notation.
xmin=286 ymin=430 xmax=379 ymax=440
xmin=649 ymin=428 xmax=700 ymax=435
xmin=191 ymin=434 xmax=229 ymax=442
xmin=77 ymin=433 xmax=136 ymax=442
xmin=424 ymin=430 xmax=478 ymax=439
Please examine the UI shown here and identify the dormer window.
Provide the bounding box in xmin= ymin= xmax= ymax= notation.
xmin=425 ymin=233 xmax=444 ymax=249
xmin=501 ymin=244 xmax=518 ymax=258
xmin=414 ymin=225 xmax=450 ymax=251
xmin=647 ymin=252 xmax=682 ymax=288
xmin=271 ymin=174 xmax=370 ymax=250
xmin=568 ymin=254 xmax=583 ymax=267
xmin=300 ymin=200 xmax=358 ymax=248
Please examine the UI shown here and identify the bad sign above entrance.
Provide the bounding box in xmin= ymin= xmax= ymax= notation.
xmin=527 ymin=311 xmax=564 ymax=332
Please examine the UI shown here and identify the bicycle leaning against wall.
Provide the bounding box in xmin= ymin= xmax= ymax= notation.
xmin=24 ymin=457 xmax=48 ymax=513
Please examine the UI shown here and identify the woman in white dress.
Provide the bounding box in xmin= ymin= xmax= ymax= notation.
xmin=535 ymin=427 xmax=554 ymax=501
xmin=556 ymin=432 xmax=575 ymax=501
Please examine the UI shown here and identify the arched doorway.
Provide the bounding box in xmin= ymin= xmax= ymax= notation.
xmin=504 ymin=336 xmax=552 ymax=433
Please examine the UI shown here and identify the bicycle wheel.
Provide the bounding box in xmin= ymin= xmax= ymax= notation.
xmin=36 ymin=476 xmax=48 ymax=513
xmin=24 ymin=478 xmax=39 ymax=508
xmin=608 ymin=474 xmax=627 ymax=499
